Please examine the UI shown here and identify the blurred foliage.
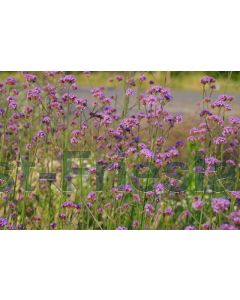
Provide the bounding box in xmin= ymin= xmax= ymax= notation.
xmin=0 ymin=71 xmax=239 ymax=92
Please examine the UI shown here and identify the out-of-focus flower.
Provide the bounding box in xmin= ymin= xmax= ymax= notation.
xmin=192 ymin=199 xmax=204 ymax=210
xmin=212 ymin=198 xmax=230 ymax=213
xmin=116 ymin=226 xmax=128 ymax=230
xmin=6 ymin=77 xmax=17 ymax=85
xmin=24 ymin=73 xmax=37 ymax=82
xmin=0 ymin=217 xmax=8 ymax=227
xmin=185 ymin=225 xmax=196 ymax=230
xmin=228 ymin=211 xmax=240 ymax=225
xmin=220 ymin=224 xmax=237 ymax=230
xmin=126 ymin=88 xmax=135 ymax=96
xmin=200 ymin=76 xmax=216 ymax=85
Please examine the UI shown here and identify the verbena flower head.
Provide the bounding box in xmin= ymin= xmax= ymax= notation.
xmin=60 ymin=75 xmax=76 ymax=84
xmin=164 ymin=207 xmax=174 ymax=216
xmin=205 ymin=156 xmax=220 ymax=166
xmin=139 ymin=74 xmax=147 ymax=81
xmin=70 ymin=137 xmax=78 ymax=144
xmin=185 ymin=225 xmax=196 ymax=230
xmin=116 ymin=226 xmax=128 ymax=230
xmin=192 ymin=199 xmax=204 ymax=210
xmin=0 ymin=217 xmax=8 ymax=227
xmin=228 ymin=211 xmax=240 ymax=225
xmin=231 ymin=191 xmax=240 ymax=200
xmin=154 ymin=183 xmax=164 ymax=195
xmin=145 ymin=203 xmax=154 ymax=212
xmin=147 ymin=86 xmax=173 ymax=101
xmin=229 ymin=116 xmax=240 ymax=125
xmin=37 ymin=130 xmax=46 ymax=139
xmin=200 ymin=76 xmax=216 ymax=85
xmin=222 ymin=126 xmax=234 ymax=136
xmin=220 ymin=224 xmax=237 ymax=230
xmin=140 ymin=148 xmax=154 ymax=160
xmin=87 ymin=191 xmax=97 ymax=202
xmin=126 ymin=88 xmax=135 ymax=96
xmin=115 ymin=75 xmax=124 ymax=81
xmin=42 ymin=116 xmax=51 ymax=124
xmin=213 ymin=137 xmax=226 ymax=145
xmin=27 ymin=87 xmax=42 ymax=101
xmin=6 ymin=77 xmax=17 ymax=85
xmin=212 ymin=198 xmax=230 ymax=213
xmin=24 ymin=73 xmax=37 ymax=82
xmin=50 ymin=222 xmax=57 ymax=229
xmin=62 ymin=201 xmax=81 ymax=209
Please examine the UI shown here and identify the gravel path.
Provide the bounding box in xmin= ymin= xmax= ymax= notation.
xmin=75 ymin=88 xmax=240 ymax=116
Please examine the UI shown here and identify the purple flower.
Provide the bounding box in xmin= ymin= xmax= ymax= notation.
xmin=139 ymin=74 xmax=147 ymax=81
xmin=176 ymin=140 xmax=184 ymax=148
xmin=212 ymin=198 xmax=230 ymax=213
xmin=200 ymin=109 xmax=212 ymax=117
xmin=192 ymin=199 xmax=204 ymax=210
xmin=87 ymin=192 xmax=97 ymax=202
xmin=115 ymin=193 xmax=124 ymax=201
xmin=126 ymin=88 xmax=135 ymax=96
xmin=70 ymin=137 xmax=78 ymax=144
xmin=87 ymin=202 xmax=93 ymax=208
xmin=140 ymin=148 xmax=154 ymax=160
xmin=144 ymin=203 xmax=155 ymax=213
xmin=231 ymin=191 xmax=240 ymax=200
xmin=62 ymin=201 xmax=81 ymax=209
xmin=42 ymin=116 xmax=51 ymax=124
xmin=132 ymin=220 xmax=140 ymax=228
xmin=116 ymin=226 xmax=128 ymax=230
xmin=147 ymin=85 xmax=173 ymax=100
xmin=217 ymin=94 xmax=234 ymax=102
xmin=205 ymin=156 xmax=220 ymax=166
xmin=59 ymin=213 xmax=66 ymax=220
xmin=164 ymin=207 xmax=174 ymax=216
xmin=220 ymin=224 xmax=237 ymax=230
xmin=142 ymin=95 xmax=157 ymax=105
xmin=50 ymin=222 xmax=57 ymax=229
xmin=222 ymin=126 xmax=234 ymax=136
xmin=60 ymin=75 xmax=76 ymax=84
xmin=213 ymin=137 xmax=226 ymax=145
xmin=6 ymin=77 xmax=17 ymax=85
xmin=24 ymin=73 xmax=37 ymax=82
xmin=202 ymin=223 xmax=210 ymax=230
xmin=27 ymin=87 xmax=41 ymax=101
xmin=88 ymin=167 xmax=96 ymax=175
xmin=0 ymin=217 xmax=8 ymax=227
xmin=154 ymin=183 xmax=165 ymax=195
xmin=8 ymin=101 xmax=17 ymax=110
xmin=228 ymin=211 xmax=240 ymax=225
xmin=200 ymin=76 xmax=216 ymax=85
xmin=133 ymin=194 xmax=140 ymax=202
xmin=37 ymin=130 xmax=46 ymax=139
xmin=25 ymin=143 xmax=32 ymax=150
xmin=229 ymin=116 xmax=240 ymax=125
xmin=226 ymin=160 xmax=235 ymax=166
xmin=211 ymin=99 xmax=231 ymax=111
xmin=124 ymin=185 xmax=133 ymax=193
xmin=0 ymin=108 xmax=5 ymax=116
xmin=185 ymin=225 xmax=196 ymax=230
xmin=116 ymin=75 xmax=124 ymax=81
xmin=146 ymin=191 xmax=154 ymax=198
